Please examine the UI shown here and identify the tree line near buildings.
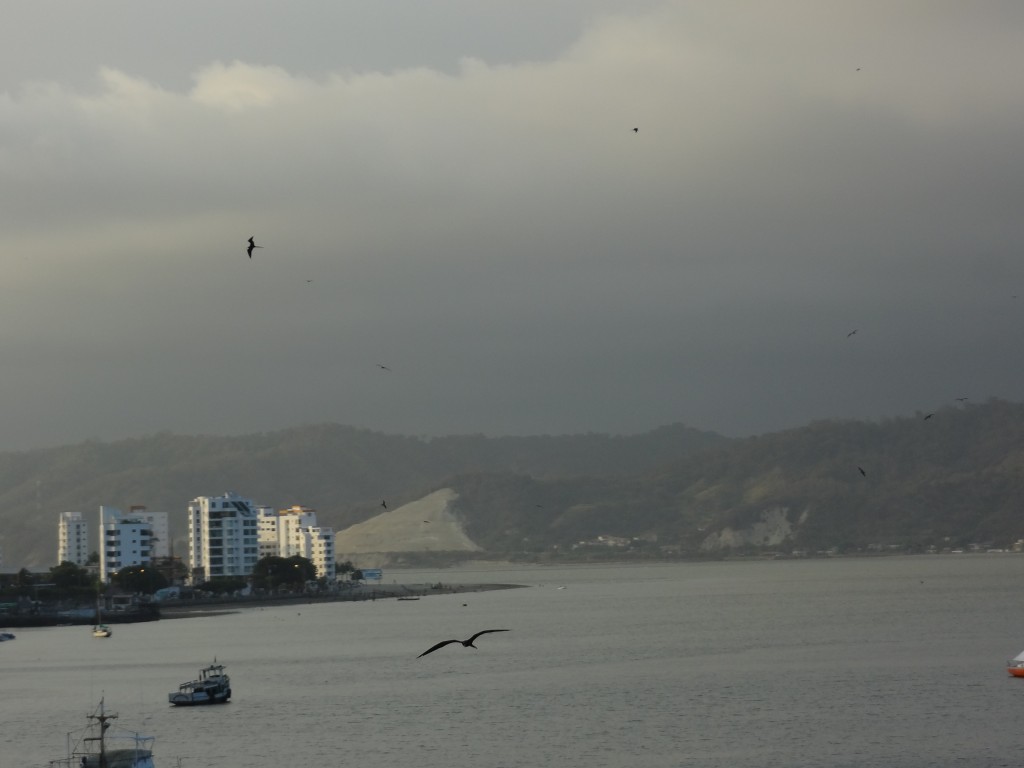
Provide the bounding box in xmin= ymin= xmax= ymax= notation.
xmin=0 ymin=557 xmax=369 ymax=607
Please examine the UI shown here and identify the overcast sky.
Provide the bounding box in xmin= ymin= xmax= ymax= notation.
xmin=0 ymin=1 xmax=1021 ymax=451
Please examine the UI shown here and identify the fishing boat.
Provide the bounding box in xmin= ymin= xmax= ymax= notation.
xmin=48 ymin=698 xmax=155 ymax=768
xmin=168 ymin=660 xmax=231 ymax=706
xmin=1007 ymin=649 xmax=1024 ymax=677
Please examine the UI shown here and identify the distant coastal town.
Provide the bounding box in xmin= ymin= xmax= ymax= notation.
xmin=0 ymin=492 xmax=385 ymax=626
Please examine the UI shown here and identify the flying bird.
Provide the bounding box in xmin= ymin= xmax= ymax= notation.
xmin=377 ymin=364 xmax=391 ymax=371
xmin=246 ymin=236 xmax=263 ymax=258
xmin=381 ymin=500 xmax=387 ymax=509
xmin=923 ymin=413 xmax=934 ymax=420
xmin=417 ymin=629 xmax=510 ymax=658
xmin=955 ymin=397 xmax=968 ymax=402
xmin=632 ymin=127 xmax=639 ymax=133
xmin=857 ymin=466 xmax=867 ymax=477
xmin=846 ymin=329 xmax=858 ymax=337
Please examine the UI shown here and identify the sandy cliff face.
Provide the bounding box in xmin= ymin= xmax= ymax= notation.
xmin=333 ymin=488 xmax=482 ymax=562
xmin=699 ymin=507 xmax=805 ymax=551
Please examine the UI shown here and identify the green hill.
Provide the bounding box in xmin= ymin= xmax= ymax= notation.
xmin=4 ymin=400 xmax=1023 ymax=571
xmin=0 ymin=422 xmax=723 ymax=569
xmin=441 ymin=399 xmax=1024 ymax=558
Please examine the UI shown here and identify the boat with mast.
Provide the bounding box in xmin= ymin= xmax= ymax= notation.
xmin=49 ymin=698 xmax=155 ymax=768
xmin=93 ymin=596 xmax=112 ymax=638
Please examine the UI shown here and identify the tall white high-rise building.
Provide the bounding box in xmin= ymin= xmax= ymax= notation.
xmin=98 ymin=506 xmax=167 ymax=582
xmin=187 ymin=492 xmax=261 ymax=584
xmin=58 ymin=511 xmax=91 ymax=565
xmin=258 ymin=505 xmax=336 ymax=580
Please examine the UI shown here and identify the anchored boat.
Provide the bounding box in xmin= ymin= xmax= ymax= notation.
xmin=48 ymin=698 xmax=155 ymax=768
xmin=169 ymin=660 xmax=231 ymax=706
xmin=93 ymin=597 xmax=112 ymax=638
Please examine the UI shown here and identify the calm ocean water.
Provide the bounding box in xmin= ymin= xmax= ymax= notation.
xmin=3 ymin=555 xmax=1024 ymax=768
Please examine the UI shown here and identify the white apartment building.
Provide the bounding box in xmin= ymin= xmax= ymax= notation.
xmin=99 ymin=506 xmax=168 ymax=582
xmin=58 ymin=511 xmax=91 ymax=565
xmin=258 ymin=505 xmax=336 ymax=580
xmin=188 ymin=492 xmax=261 ymax=584
xmin=256 ymin=505 xmax=279 ymax=560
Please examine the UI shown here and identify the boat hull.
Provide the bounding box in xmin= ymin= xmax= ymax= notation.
xmin=169 ymin=688 xmax=231 ymax=706
xmin=1008 ymin=666 xmax=1024 ymax=677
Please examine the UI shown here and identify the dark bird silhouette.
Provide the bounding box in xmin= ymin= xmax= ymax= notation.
xmin=857 ymin=466 xmax=866 ymax=477
xmin=381 ymin=500 xmax=387 ymax=509
xmin=923 ymin=413 xmax=934 ymax=420
xmin=246 ymin=236 xmax=263 ymax=258
xmin=955 ymin=397 xmax=968 ymax=402
xmin=417 ymin=629 xmax=510 ymax=658
xmin=847 ymin=329 xmax=858 ymax=337
xmin=632 ymin=127 xmax=639 ymax=133
xmin=377 ymin=364 xmax=391 ymax=371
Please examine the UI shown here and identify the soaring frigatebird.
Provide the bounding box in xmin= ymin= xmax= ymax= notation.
xmin=417 ymin=629 xmax=510 ymax=658
xmin=247 ymin=236 xmax=263 ymax=258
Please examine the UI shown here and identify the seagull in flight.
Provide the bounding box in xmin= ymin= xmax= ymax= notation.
xmin=417 ymin=629 xmax=510 ymax=658
xmin=857 ymin=466 xmax=867 ymax=477
xmin=846 ymin=329 xmax=858 ymax=337
xmin=923 ymin=413 xmax=935 ymax=420
xmin=377 ymin=364 xmax=391 ymax=372
xmin=381 ymin=500 xmax=387 ymax=509
xmin=247 ymin=236 xmax=263 ymax=258
xmin=632 ymin=127 xmax=639 ymax=133
xmin=955 ymin=397 xmax=968 ymax=403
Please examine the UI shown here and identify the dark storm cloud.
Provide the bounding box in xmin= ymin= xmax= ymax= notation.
xmin=0 ymin=2 xmax=1021 ymax=450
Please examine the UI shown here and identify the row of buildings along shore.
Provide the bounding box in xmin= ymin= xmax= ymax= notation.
xmin=58 ymin=491 xmax=336 ymax=584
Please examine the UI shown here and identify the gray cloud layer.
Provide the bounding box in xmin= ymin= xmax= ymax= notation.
xmin=0 ymin=2 xmax=1021 ymax=449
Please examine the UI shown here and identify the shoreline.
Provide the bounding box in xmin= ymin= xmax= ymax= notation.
xmin=157 ymin=582 xmax=526 ymax=618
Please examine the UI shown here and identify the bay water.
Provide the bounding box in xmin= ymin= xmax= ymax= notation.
xmin=3 ymin=555 xmax=1024 ymax=767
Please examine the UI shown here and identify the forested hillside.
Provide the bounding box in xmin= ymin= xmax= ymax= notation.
xmin=4 ymin=401 xmax=1023 ymax=570
xmin=0 ymin=423 xmax=723 ymax=568
xmin=442 ymin=399 xmax=1024 ymax=557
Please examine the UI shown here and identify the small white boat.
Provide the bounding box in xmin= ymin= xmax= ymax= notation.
xmin=169 ymin=660 xmax=231 ymax=706
xmin=93 ymin=598 xmax=112 ymax=638
xmin=48 ymin=698 xmax=155 ymax=768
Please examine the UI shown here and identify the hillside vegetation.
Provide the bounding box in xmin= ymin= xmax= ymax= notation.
xmin=4 ymin=401 xmax=1023 ymax=570
xmin=443 ymin=399 xmax=1024 ymax=557
xmin=0 ymin=423 xmax=723 ymax=568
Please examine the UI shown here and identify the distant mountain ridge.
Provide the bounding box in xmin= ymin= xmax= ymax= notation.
xmin=0 ymin=422 xmax=724 ymax=569
xmin=4 ymin=402 xmax=1023 ymax=570
xmin=434 ymin=399 xmax=1024 ymax=559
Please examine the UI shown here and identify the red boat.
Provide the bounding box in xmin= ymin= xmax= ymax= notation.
xmin=1007 ymin=650 xmax=1024 ymax=677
